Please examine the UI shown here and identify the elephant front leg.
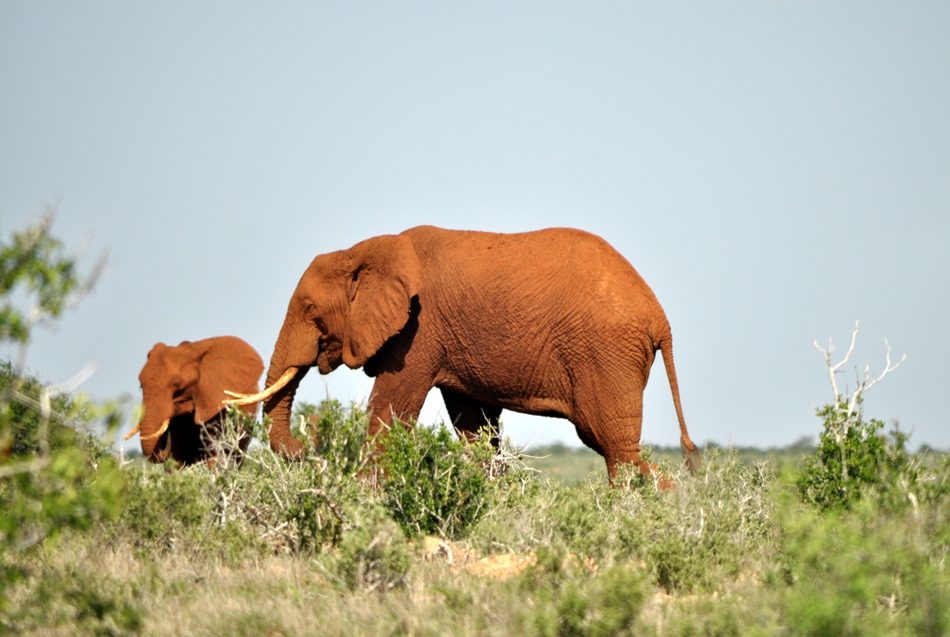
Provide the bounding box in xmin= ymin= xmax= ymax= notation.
xmin=440 ymin=388 xmax=502 ymax=447
xmin=361 ymin=370 xmax=432 ymax=489
xmin=365 ymin=370 xmax=433 ymax=441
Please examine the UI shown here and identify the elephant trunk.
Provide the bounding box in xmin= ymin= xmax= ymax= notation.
xmin=263 ymin=364 xmax=308 ymax=458
xmin=263 ymin=316 xmax=318 ymax=458
xmin=138 ymin=412 xmax=173 ymax=463
xmin=139 ymin=421 xmax=159 ymax=458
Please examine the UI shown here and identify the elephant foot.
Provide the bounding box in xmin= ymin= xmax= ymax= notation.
xmin=639 ymin=461 xmax=676 ymax=491
xmin=607 ymin=458 xmax=676 ymax=490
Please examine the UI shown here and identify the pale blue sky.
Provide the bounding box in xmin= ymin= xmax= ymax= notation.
xmin=1 ymin=2 xmax=948 ymax=450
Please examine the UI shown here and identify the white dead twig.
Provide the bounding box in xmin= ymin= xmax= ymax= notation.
xmin=813 ymin=320 xmax=906 ymax=427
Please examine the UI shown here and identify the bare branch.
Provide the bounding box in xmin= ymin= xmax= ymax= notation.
xmin=47 ymin=362 xmax=98 ymax=396
xmin=815 ymin=322 xmax=906 ymax=428
xmin=63 ymin=246 xmax=109 ymax=313
xmin=860 ymin=338 xmax=907 ymax=395
xmin=38 ymin=386 xmax=51 ymax=457
xmin=813 ymin=321 xmax=859 ymax=403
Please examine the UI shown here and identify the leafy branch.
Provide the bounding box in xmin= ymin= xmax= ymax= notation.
xmin=0 ymin=206 xmax=107 ymax=349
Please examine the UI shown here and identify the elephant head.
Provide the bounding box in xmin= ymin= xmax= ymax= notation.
xmin=125 ymin=336 xmax=264 ymax=466
xmin=225 ymin=235 xmax=422 ymax=457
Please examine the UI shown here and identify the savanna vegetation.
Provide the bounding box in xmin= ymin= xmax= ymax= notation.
xmin=2 ymin=214 xmax=948 ymax=636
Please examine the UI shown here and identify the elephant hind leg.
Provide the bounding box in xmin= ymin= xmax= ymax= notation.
xmin=574 ymin=413 xmax=652 ymax=485
xmin=440 ymin=388 xmax=502 ymax=448
xmin=591 ymin=419 xmax=677 ymax=489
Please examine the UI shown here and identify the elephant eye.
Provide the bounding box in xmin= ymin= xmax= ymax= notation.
xmin=172 ymin=388 xmax=186 ymax=399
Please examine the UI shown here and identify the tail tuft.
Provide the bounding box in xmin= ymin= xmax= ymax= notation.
xmin=680 ymin=437 xmax=702 ymax=475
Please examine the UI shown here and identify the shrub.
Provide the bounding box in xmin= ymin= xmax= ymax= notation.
xmin=9 ymin=567 xmax=143 ymax=636
xmin=637 ymin=451 xmax=782 ymax=593
xmin=780 ymin=496 xmax=950 ymax=636
xmin=114 ymin=406 xmax=365 ymax=559
xmin=801 ymin=325 xmax=916 ymax=511
xmin=293 ymin=398 xmax=368 ymax=477
xmin=797 ymin=400 xmax=917 ymax=511
xmin=471 ymin=447 xmax=783 ymax=595
xmin=0 ymin=361 xmax=84 ymax=458
xmin=518 ymin=553 xmax=650 ymax=637
xmin=379 ymin=422 xmax=496 ymax=539
xmin=0 ymin=211 xmax=127 ymax=633
xmin=0 ymin=211 xmax=93 ymax=346
xmin=330 ymin=504 xmax=412 ymax=592
xmin=119 ymin=463 xmax=213 ymax=554
xmin=287 ymin=483 xmax=348 ymax=554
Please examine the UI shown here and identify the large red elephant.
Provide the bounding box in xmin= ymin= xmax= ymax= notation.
xmin=125 ymin=336 xmax=263 ymax=467
xmin=228 ymin=226 xmax=700 ymax=480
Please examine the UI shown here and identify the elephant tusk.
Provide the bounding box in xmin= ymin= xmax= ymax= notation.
xmin=222 ymin=366 xmax=299 ymax=406
xmin=122 ymin=422 xmax=142 ymax=441
xmin=140 ymin=417 xmax=171 ymax=442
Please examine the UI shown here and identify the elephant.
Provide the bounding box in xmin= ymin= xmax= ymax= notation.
xmin=227 ymin=226 xmax=700 ymax=480
xmin=124 ymin=336 xmax=264 ymax=467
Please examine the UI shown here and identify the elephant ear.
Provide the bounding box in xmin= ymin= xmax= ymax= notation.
xmin=342 ymin=234 xmax=422 ymax=369
xmin=193 ymin=337 xmax=265 ymax=424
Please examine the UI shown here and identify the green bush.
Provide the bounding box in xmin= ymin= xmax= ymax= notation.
xmin=797 ymin=399 xmax=918 ymax=511
xmin=7 ymin=567 xmax=143 ymax=636
xmin=113 ymin=406 xmax=365 ymax=560
xmin=329 ymin=504 xmax=412 ymax=592
xmin=0 ymin=361 xmax=83 ymax=458
xmin=518 ymin=554 xmax=650 ymax=637
xmin=638 ymin=452 xmax=782 ymax=593
xmin=293 ymin=398 xmax=368 ymax=477
xmin=0 ymin=211 xmax=85 ymax=345
xmin=470 ymin=448 xmax=783 ymax=595
xmin=920 ymin=453 xmax=950 ymax=505
xmin=119 ymin=464 xmax=213 ymax=554
xmin=0 ymin=212 xmax=128 ymax=634
xmin=286 ymin=481 xmax=349 ymax=554
xmin=379 ymin=422 xmax=496 ymax=539
xmin=780 ymin=495 xmax=950 ymax=636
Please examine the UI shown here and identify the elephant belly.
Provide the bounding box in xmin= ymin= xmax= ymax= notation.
xmin=500 ymin=396 xmax=570 ymax=419
xmin=436 ymin=379 xmax=572 ymax=420
xmin=434 ymin=348 xmax=575 ymax=420
xmin=433 ymin=321 xmax=652 ymax=426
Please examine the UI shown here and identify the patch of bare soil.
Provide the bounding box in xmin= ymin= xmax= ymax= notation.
xmin=421 ymin=536 xmax=537 ymax=580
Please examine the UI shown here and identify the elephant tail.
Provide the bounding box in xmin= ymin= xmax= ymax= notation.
xmin=656 ymin=330 xmax=702 ymax=475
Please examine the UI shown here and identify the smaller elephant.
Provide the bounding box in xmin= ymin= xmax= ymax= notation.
xmin=124 ymin=336 xmax=264 ymax=467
